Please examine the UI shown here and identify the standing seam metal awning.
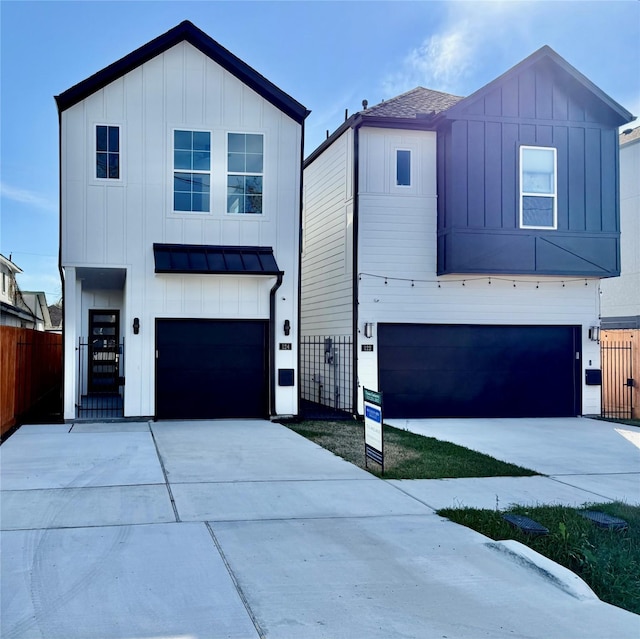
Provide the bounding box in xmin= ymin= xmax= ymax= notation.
xmin=153 ymin=244 xmax=282 ymax=275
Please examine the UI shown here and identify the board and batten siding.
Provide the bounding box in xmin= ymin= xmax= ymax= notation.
xmin=356 ymin=126 xmax=601 ymax=415
xmin=61 ymin=41 xmax=301 ymax=418
xmin=301 ymin=128 xmax=354 ymax=336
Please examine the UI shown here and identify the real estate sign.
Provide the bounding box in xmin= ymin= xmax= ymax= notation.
xmin=363 ymin=388 xmax=383 ymax=473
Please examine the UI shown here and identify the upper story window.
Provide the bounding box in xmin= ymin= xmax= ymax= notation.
xmin=173 ymin=130 xmax=211 ymax=213
xmin=520 ymin=146 xmax=557 ymax=229
xmin=396 ymin=149 xmax=411 ymax=186
xmin=227 ymin=133 xmax=263 ymax=214
xmin=96 ymin=125 xmax=120 ymax=179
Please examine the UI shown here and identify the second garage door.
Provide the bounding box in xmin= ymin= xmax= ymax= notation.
xmin=156 ymin=319 xmax=268 ymax=420
xmin=378 ymin=324 xmax=581 ymax=418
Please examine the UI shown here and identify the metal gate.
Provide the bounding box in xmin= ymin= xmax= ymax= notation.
xmin=601 ymin=341 xmax=634 ymax=420
xmin=301 ymin=336 xmax=353 ymax=413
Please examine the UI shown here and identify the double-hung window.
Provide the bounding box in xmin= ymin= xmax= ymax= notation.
xmin=96 ymin=125 xmax=120 ymax=179
xmin=520 ymin=146 xmax=557 ymax=229
xmin=227 ymin=133 xmax=263 ymax=214
xmin=174 ymin=130 xmax=211 ymax=213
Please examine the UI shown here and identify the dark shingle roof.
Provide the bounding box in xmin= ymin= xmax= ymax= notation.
xmin=361 ymin=87 xmax=463 ymax=119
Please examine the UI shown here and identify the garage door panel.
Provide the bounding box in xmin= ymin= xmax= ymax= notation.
xmin=156 ymin=319 xmax=268 ymax=420
xmin=378 ymin=324 xmax=580 ymax=418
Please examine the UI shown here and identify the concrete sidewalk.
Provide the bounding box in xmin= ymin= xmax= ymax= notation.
xmin=1 ymin=418 xmax=639 ymax=638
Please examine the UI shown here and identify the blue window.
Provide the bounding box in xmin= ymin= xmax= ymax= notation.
xmin=520 ymin=146 xmax=557 ymax=229
xmin=396 ymin=149 xmax=411 ymax=186
xmin=174 ymin=130 xmax=210 ymax=212
xmin=96 ymin=125 xmax=119 ymax=179
xmin=227 ymin=133 xmax=263 ymax=214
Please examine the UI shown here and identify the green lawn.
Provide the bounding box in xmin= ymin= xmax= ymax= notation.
xmin=439 ymin=501 xmax=640 ymax=615
xmin=285 ymin=419 xmax=538 ymax=479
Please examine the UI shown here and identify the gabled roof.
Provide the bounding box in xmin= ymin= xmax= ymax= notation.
xmin=0 ymin=254 xmax=22 ymax=274
xmin=361 ymin=87 xmax=462 ymax=119
xmin=445 ymin=45 xmax=634 ymax=126
xmin=55 ymin=20 xmax=309 ymax=124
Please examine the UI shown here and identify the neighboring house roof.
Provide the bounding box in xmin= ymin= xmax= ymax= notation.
xmin=361 ymin=87 xmax=462 ymax=119
xmin=620 ymin=126 xmax=640 ymax=145
xmin=153 ymin=244 xmax=283 ymax=276
xmin=0 ymin=253 xmax=23 ymax=275
xmin=22 ymin=291 xmax=52 ymax=328
xmin=55 ymin=20 xmax=309 ymax=124
xmin=48 ymin=304 xmax=63 ymax=329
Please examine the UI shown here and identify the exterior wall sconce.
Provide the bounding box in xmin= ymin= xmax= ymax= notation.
xmin=364 ymin=322 xmax=374 ymax=338
xmin=133 ymin=317 xmax=140 ymax=334
xmin=588 ymin=326 xmax=600 ymax=342
xmin=283 ymin=319 xmax=291 ymax=336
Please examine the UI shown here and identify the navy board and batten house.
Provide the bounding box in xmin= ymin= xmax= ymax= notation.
xmin=301 ymin=45 xmax=634 ymax=419
xmin=56 ymin=21 xmax=308 ymax=421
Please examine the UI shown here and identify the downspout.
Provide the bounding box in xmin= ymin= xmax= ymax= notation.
xmin=352 ymin=125 xmax=360 ymax=417
xmin=269 ymin=272 xmax=284 ymax=417
xmin=57 ymin=100 xmax=66 ymax=419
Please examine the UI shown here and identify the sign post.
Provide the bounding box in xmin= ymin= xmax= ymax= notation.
xmin=363 ymin=388 xmax=384 ymax=474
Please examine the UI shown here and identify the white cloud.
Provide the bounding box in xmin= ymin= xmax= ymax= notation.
xmin=0 ymin=181 xmax=57 ymax=213
xmin=381 ymin=1 xmax=526 ymax=99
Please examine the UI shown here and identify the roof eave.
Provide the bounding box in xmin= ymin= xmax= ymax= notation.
xmin=55 ymin=20 xmax=308 ymax=124
xmin=444 ymin=45 xmax=634 ymax=126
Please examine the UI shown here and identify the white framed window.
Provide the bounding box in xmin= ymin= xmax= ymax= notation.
xmin=396 ymin=149 xmax=411 ymax=187
xmin=96 ymin=125 xmax=120 ymax=180
xmin=173 ymin=129 xmax=211 ymax=213
xmin=227 ymin=133 xmax=264 ymax=214
xmin=520 ymin=145 xmax=557 ymax=229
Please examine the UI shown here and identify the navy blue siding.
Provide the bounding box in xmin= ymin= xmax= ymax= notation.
xmin=437 ymin=58 xmax=622 ymax=276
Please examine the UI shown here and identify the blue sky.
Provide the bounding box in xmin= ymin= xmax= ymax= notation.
xmin=1 ymin=0 xmax=639 ymax=302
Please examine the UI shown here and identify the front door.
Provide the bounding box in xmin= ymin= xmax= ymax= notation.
xmin=88 ymin=310 xmax=120 ymax=393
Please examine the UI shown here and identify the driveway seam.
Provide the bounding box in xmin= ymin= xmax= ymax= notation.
xmin=149 ymin=422 xmax=180 ymax=522
xmin=205 ymin=522 xmax=264 ymax=639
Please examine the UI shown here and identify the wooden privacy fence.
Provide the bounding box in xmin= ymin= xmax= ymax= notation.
xmin=601 ymin=330 xmax=638 ymax=420
xmin=1 ymin=326 xmax=62 ymax=436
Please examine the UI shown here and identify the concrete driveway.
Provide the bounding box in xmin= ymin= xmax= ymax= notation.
xmin=386 ymin=417 xmax=640 ymax=510
xmin=1 ymin=418 xmax=639 ymax=638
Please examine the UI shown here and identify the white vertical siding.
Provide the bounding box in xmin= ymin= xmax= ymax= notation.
xmin=61 ymin=41 xmax=302 ymax=418
xmin=301 ymin=128 xmax=354 ymax=336
xmin=600 ymin=138 xmax=640 ymax=320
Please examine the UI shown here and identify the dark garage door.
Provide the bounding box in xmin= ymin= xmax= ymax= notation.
xmin=378 ymin=324 xmax=581 ymax=418
xmin=156 ymin=319 xmax=268 ymax=420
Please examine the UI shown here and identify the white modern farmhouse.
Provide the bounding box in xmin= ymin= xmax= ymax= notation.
xmin=56 ymin=21 xmax=308 ymax=421
xmin=301 ymin=46 xmax=634 ymax=419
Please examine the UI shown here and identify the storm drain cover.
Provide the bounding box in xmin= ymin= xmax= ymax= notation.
xmin=579 ymin=511 xmax=628 ymax=531
xmin=503 ymin=514 xmax=549 ymax=536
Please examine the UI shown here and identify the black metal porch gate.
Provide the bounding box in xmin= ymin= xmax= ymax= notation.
xmin=301 ymin=336 xmax=353 ymax=414
xmin=601 ymin=341 xmax=634 ymax=420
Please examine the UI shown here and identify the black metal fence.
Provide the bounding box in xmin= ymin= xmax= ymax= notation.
xmin=77 ymin=338 xmax=125 ymax=419
xmin=301 ymin=336 xmax=353 ymax=413
xmin=601 ymin=341 xmax=634 ymax=420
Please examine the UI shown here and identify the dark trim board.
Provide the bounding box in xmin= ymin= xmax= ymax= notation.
xmin=155 ymin=318 xmax=269 ymax=420
xmin=377 ymin=323 xmax=582 ymax=418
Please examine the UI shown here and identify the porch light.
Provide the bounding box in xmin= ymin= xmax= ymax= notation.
xmin=364 ymin=322 xmax=374 ymax=338
xmin=283 ymin=319 xmax=291 ymax=336
xmin=133 ymin=317 xmax=140 ymax=334
xmin=588 ymin=326 xmax=600 ymax=342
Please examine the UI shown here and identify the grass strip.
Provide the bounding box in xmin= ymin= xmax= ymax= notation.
xmin=438 ymin=501 xmax=640 ymax=615
xmin=285 ymin=419 xmax=538 ymax=479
